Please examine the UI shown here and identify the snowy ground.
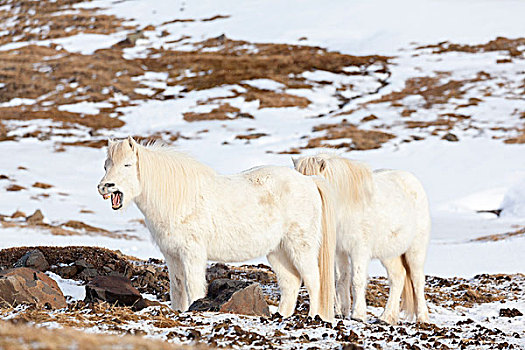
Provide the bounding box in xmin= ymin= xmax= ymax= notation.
xmin=0 ymin=0 xmax=524 ymax=348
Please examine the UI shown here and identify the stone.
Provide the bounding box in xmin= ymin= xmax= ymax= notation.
xmin=26 ymin=210 xmax=44 ymax=225
xmin=220 ymin=283 xmax=270 ymax=316
xmin=442 ymin=132 xmax=459 ymax=142
xmin=499 ymin=308 xmax=523 ymax=317
xmin=13 ymin=249 xmax=49 ymax=271
xmin=74 ymin=259 xmax=94 ymax=269
xmin=55 ymin=265 xmax=79 ymax=279
xmin=85 ymin=275 xmax=143 ymax=307
xmin=0 ymin=267 xmax=66 ymax=309
xmin=78 ymin=268 xmax=99 ymax=281
xmin=189 ymin=278 xmax=270 ymax=317
xmin=206 ymin=263 xmax=231 ymax=283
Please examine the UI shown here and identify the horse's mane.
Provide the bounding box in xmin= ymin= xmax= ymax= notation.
xmin=132 ymin=140 xmax=216 ymax=218
xmin=294 ymin=153 xmax=373 ymax=207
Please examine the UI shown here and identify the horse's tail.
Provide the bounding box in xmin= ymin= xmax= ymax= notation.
xmin=313 ymin=177 xmax=336 ymax=322
xmin=400 ymin=254 xmax=417 ymax=320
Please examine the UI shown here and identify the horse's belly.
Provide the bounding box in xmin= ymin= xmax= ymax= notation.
xmin=206 ymin=225 xmax=282 ymax=263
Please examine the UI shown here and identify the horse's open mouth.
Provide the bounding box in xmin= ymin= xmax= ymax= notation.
xmin=110 ymin=191 xmax=123 ymax=210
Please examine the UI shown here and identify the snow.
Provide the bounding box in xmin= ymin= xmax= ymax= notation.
xmin=241 ymin=79 xmax=286 ymax=91
xmin=46 ymin=271 xmax=86 ymax=301
xmin=0 ymin=98 xmax=36 ymax=107
xmin=57 ymin=101 xmax=114 ymax=115
xmin=500 ymin=177 xmax=525 ymax=218
xmin=79 ymin=0 xmax=525 ymax=56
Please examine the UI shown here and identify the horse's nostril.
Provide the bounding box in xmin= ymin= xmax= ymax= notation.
xmin=105 ymin=183 xmax=115 ymax=187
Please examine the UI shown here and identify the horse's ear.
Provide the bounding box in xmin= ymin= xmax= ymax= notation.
xmin=127 ymin=136 xmax=138 ymax=151
xmin=291 ymin=157 xmax=299 ymax=167
xmin=319 ymin=159 xmax=326 ymax=172
xmin=107 ymin=138 xmax=115 ymax=147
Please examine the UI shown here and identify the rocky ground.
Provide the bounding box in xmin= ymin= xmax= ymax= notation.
xmin=0 ymin=246 xmax=523 ymax=349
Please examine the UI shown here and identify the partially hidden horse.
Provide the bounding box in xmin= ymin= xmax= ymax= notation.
xmin=98 ymin=137 xmax=336 ymax=321
xmin=294 ymin=153 xmax=430 ymax=324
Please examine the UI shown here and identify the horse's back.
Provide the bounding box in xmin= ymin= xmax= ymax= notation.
xmin=372 ymin=169 xmax=430 ymax=239
xmin=374 ymin=169 xmax=427 ymax=203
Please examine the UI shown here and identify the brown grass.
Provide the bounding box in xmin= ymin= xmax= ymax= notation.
xmin=32 ymin=182 xmax=53 ymax=189
xmin=471 ymin=227 xmax=525 ymax=242
xmin=0 ymin=0 xmax=132 ymax=46
xmin=0 ymin=210 xmax=138 ymax=240
xmin=183 ymin=103 xmax=253 ymax=122
xmin=504 ymin=128 xmax=525 ymax=144
xmin=305 ymin=120 xmax=395 ymax=151
xmin=146 ymin=36 xmax=389 ymax=92
xmin=5 ymin=184 xmax=25 ymax=192
xmin=0 ymin=319 xmax=203 ymax=350
xmin=243 ymin=87 xmax=310 ymax=109
xmin=417 ymin=37 xmax=525 ymax=57
xmin=235 ymin=133 xmax=268 ymax=140
xmin=370 ymin=76 xmax=466 ymax=108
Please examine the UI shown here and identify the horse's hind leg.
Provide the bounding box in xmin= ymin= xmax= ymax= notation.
xmin=267 ymin=249 xmax=301 ymax=317
xmin=379 ymin=256 xmax=405 ymax=325
xmin=335 ymin=250 xmax=351 ymax=318
xmin=350 ymin=253 xmax=369 ymax=322
xmin=404 ymin=247 xmax=430 ymax=323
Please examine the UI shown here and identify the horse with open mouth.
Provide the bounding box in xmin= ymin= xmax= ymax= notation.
xmin=97 ymin=137 xmax=337 ymax=321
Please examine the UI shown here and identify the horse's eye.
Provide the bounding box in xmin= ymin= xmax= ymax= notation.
xmin=125 ymin=164 xmax=132 ymax=167
xmin=104 ymin=166 xmax=107 ymax=171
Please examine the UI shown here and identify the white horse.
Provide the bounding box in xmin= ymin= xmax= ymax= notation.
xmin=97 ymin=137 xmax=336 ymax=321
xmin=294 ymin=153 xmax=430 ymax=324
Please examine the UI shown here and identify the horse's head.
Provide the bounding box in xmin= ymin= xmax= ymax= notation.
xmin=292 ymin=155 xmax=328 ymax=176
xmin=98 ymin=136 xmax=141 ymax=210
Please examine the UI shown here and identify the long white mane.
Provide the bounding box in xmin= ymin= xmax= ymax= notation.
xmin=294 ymin=153 xmax=373 ymax=207
xmin=111 ymin=140 xmax=216 ymax=218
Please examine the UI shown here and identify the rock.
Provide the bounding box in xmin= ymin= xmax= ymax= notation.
xmin=85 ymin=275 xmax=143 ymax=308
xmin=206 ymin=263 xmax=231 ymax=283
xmin=132 ymin=297 xmax=162 ymax=311
xmin=13 ymin=250 xmax=49 ymax=271
xmin=189 ymin=278 xmax=270 ymax=317
xmin=442 ymin=132 xmax=459 ymax=142
xmin=26 ymin=210 xmax=44 ymax=225
xmin=54 ymin=265 xmax=79 ymax=279
xmin=0 ymin=267 xmax=66 ymax=309
xmin=78 ymin=268 xmax=99 ymax=281
xmin=220 ymin=283 xmax=270 ymax=316
xmin=74 ymin=259 xmax=94 ymax=270
xmin=499 ymin=308 xmax=523 ymax=317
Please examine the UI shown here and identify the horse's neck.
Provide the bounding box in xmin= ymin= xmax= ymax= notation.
xmin=133 ymin=149 xmax=215 ymax=222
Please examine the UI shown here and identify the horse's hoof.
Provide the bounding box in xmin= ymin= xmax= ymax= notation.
xmin=373 ymin=318 xmax=392 ymax=326
xmin=350 ymin=315 xmax=367 ymax=323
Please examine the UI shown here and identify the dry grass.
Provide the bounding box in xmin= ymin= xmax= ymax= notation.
xmin=183 ymin=103 xmax=252 ymax=122
xmin=146 ymin=36 xmax=389 ymax=92
xmin=417 ymin=37 xmax=525 ymax=57
xmin=0 ymin=210 xmax=139 ymax=240
xmin=306 ymin=120 xmax=395 ymax=151
xmin=235 ymin=133 xmax=268 ymax=140
xmin=0 ymin=0 xmax=132 ymax=46
xmin=504 ymin=128 xmax=525 ymax=144
xmin=471 ymin=227 xmax=525 ymax=242
xmin=0 ymin=319 xmax=203 ymax=350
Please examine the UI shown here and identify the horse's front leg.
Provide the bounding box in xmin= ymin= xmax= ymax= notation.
xmin=165 ymin=254 xmax=188 ymax=311
xmin=180 ymin=246 xmax=207 ymax=307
